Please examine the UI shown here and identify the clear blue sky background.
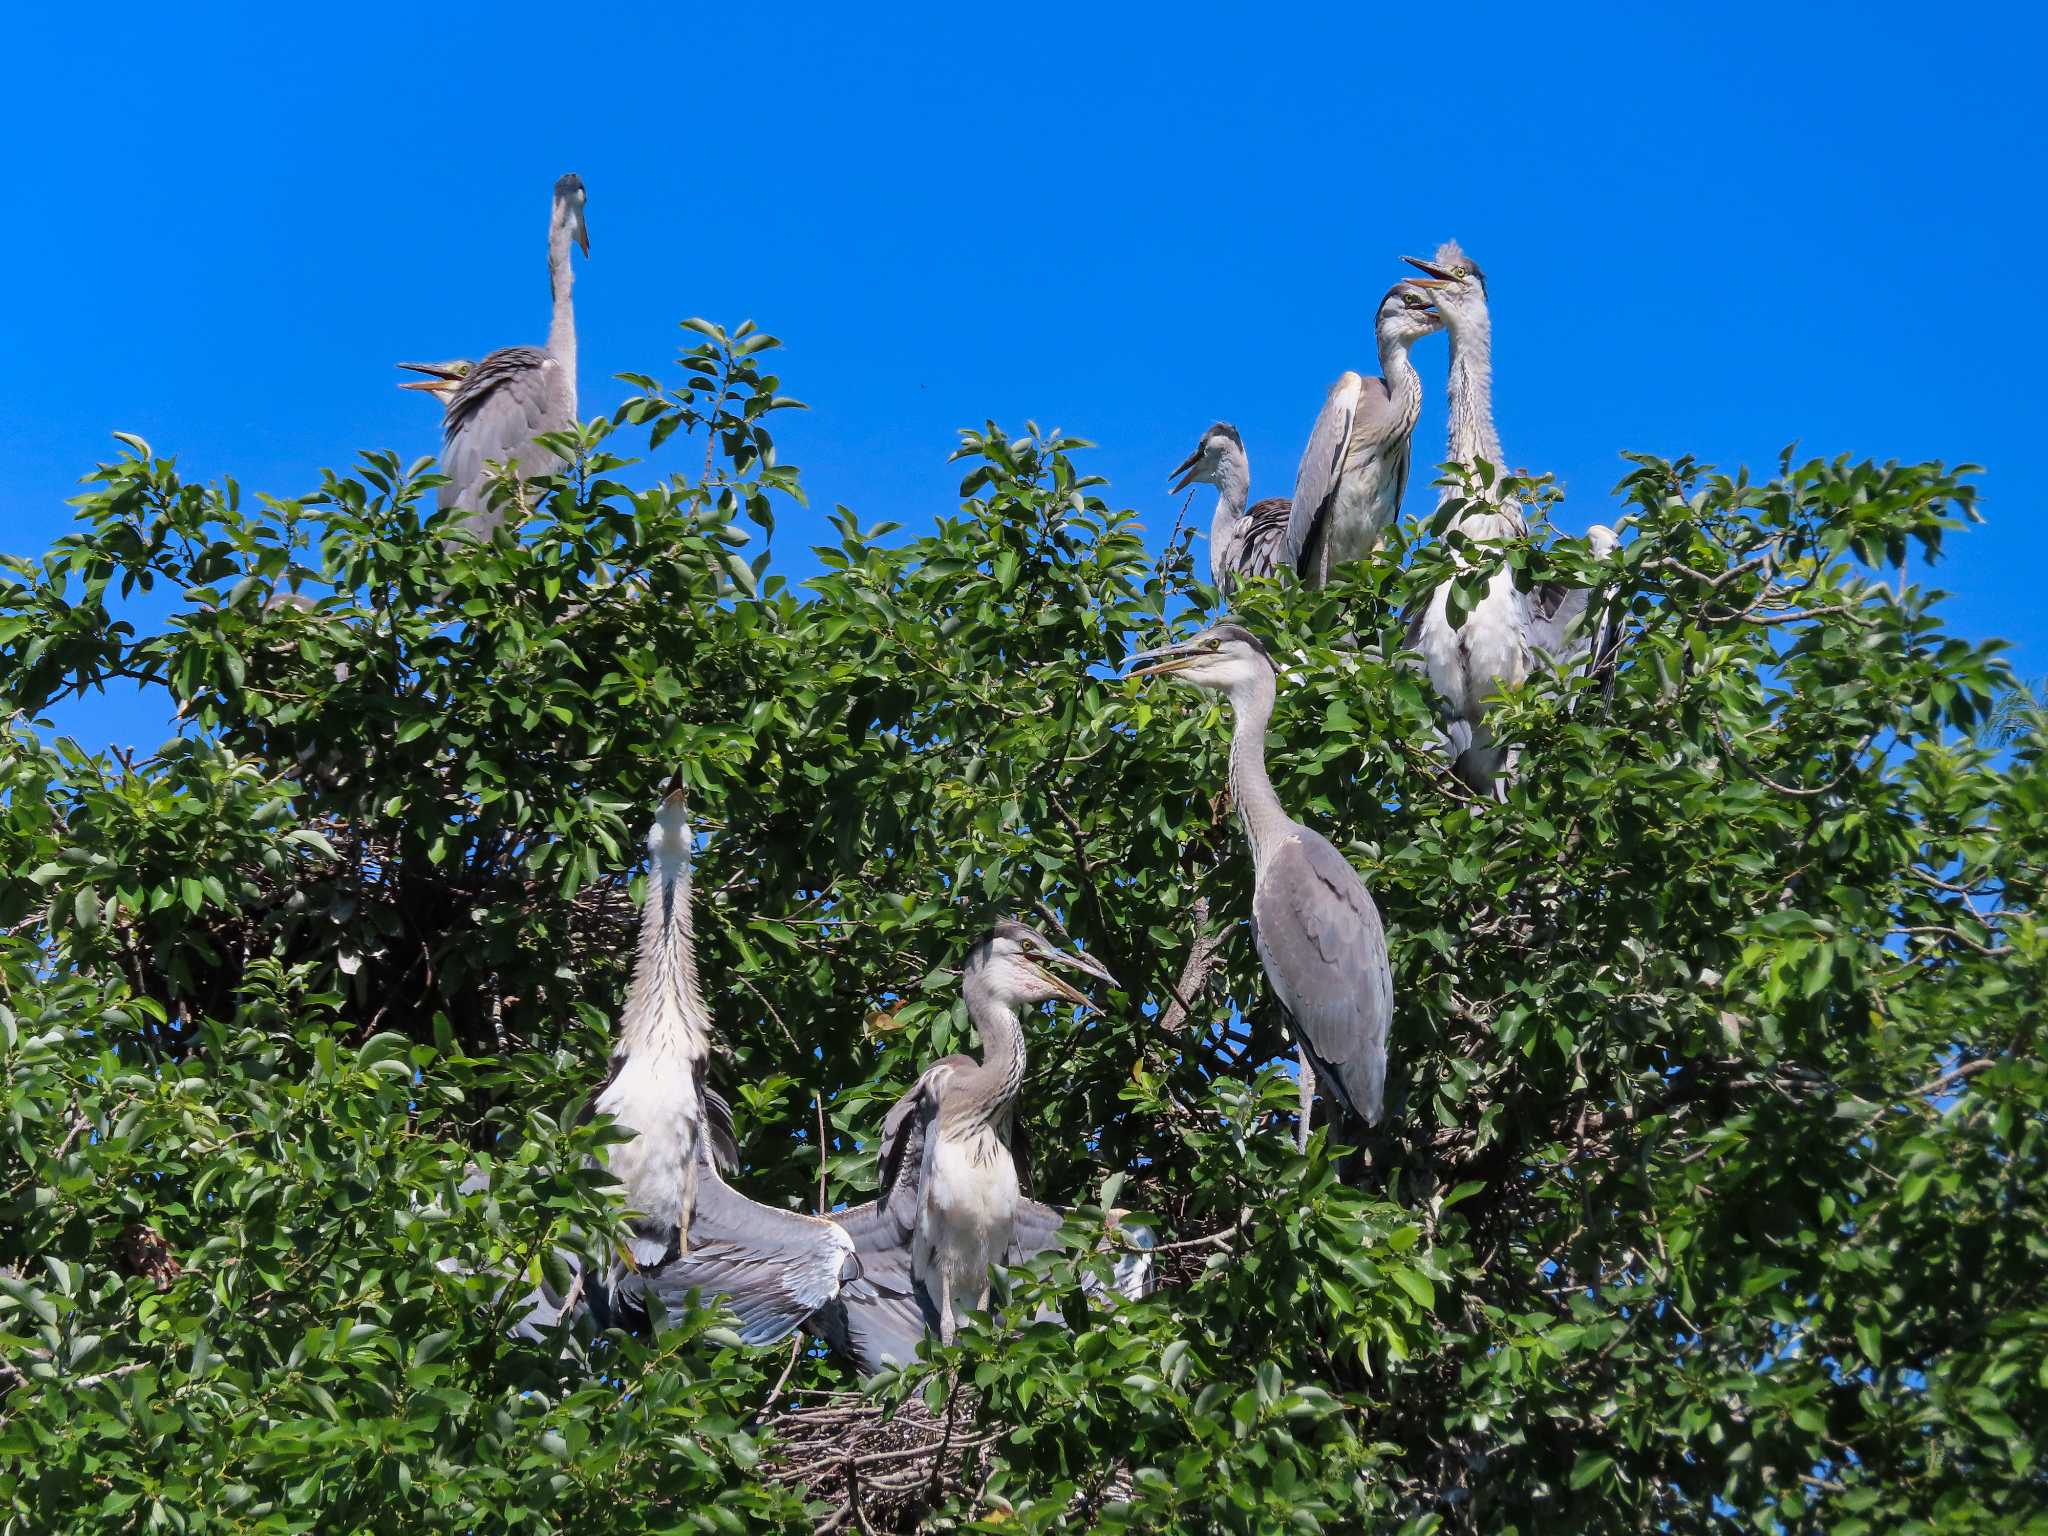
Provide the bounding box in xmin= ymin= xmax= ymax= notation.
xmin=5 ymin=2 xmax=2042 ymax=751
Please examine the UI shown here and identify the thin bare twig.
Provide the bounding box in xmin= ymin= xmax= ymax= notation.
xmin=759 ymin=1333 xmax=804 ymax=1421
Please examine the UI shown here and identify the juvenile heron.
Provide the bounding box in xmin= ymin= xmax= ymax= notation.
xmin=1170 ymin=423 xmax=1293 ymax=600
xmin=1398 ymin=242 xmax=1534 ymax=795
xmin=1129 ymin=624 xmax=1392 ymax=1148
xmin=400 ymin=173 xmax=588 ymax=532
xmin=814 ymin=922 xmax=1129 ymax=1369
xmin=595 ymin=788 xmax=860 ymax=1346
xmin=1286 ymin=283 xmax=1445 ymax=587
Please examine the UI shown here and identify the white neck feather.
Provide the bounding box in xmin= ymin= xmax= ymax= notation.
xmin=615 ymin=800 xmax=709 ymax=1064
xmin=547 ymin=215 xmax=578 ymax=419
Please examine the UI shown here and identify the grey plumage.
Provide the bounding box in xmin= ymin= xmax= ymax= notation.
xmin=614 ymin=1093 xmax=863 ymax=1347
xmin=812 ymin=924 xmax=1137 ymax=1372
xmin=1130 ymin=624 xmax=1393 ymax=1139
xmin=1401 ymin=244 xmax=1617 ymax=791
xmin=1286 ymin=284 xmax=1445 ymax=587
xmin=1169 ymin=422 xmax=1293 ymax=599
xmin=1525 ymin=524 xmax=1621 ymax=671
xmin=417 ymin=174 xmax=588 ymax=533
xmin=592 ymin=786 xmax=858 ymax=1348
xmin=1400 ymin=243 xmax=1532 ymax=796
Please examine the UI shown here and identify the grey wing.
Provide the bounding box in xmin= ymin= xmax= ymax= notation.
xmin=440 ymin=345 xmax=565 ymax=527
xmin=1252 ymin=832 xmax=1393 ymax=1126
xmin=1527 ymin=526 xmax=1620 ymax=669
xmin=1235 ymin=498 xmax=1296 ymax=591
xmin=702 ymin=1086 xmax=742 ymax=1176
xmin=1007 ymin=1197 xmax=1068 ymax=1265
xmin=810 ymin=1198 xmax=935 ymax=1373
xmin=621 ymin=1161 xmax=859 ymax=1347
xmin=1286 ymin=373 xmax=1363 ymax=581
xmin=807 ymin=1061 xmax=967 ymax=1372
xmin=1525 ymin=582 xmax=1591 ymax=662
xmin=875 ymin=1058 xmax=971 ymax=1219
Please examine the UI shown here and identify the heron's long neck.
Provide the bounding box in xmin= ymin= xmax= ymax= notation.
xmin=1443 ymin=310 xmax=1500 ymax=469
xmin=1206 ymin=449 xmax=1250 ymax=585
xmin=1377 ymin=326 xmax=1425 ymax=423
xmin=1441 ymin=310 xmax=1522 ymax=539
xmin=959 ymin=971 xmax=1026 ymax=1132
xmin=616 ymin=840 xmax=709 ymax=1064
xmin=1226 ymin=674 xmax=1293 ymax=871
xmin=547 ymin=218 xmax=579 ymax=419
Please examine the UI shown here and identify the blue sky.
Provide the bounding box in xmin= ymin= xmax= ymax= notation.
xmin=5 ymin=3 xmax=2042 ymax=749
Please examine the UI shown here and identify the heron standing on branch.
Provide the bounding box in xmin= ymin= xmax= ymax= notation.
xmin=1171 ymin=423 xmax=1293 ymax=601
xmin=1286 ymin=283 xmax=1445 ymax=587
xmin=400 ymin=173 xmax=588 ymax=532
xmin=1129 ymin=625 xmax=1392 ymax=1150
xmin=816 ymin=922 xmax=1123 ymax=1369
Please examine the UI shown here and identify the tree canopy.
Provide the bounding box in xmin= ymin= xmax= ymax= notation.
xmin=2 ymin=320 xmax=2041 ymax=1534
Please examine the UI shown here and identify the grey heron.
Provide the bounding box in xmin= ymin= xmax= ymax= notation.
xmin=1129 ymin=624 xmax=1392 ymax=1149
xmin=1286 ymin=283 xmax=1446 ymax=587
xmin=1170 ymin=423 xmax=1293 ymax=600
xmin=401 ymin=173 xmax=588 ymax=532
xmin=594 ymin=788 xmax=861 ymax=1346
xmin=1401 ymin=243 xmax=1616 ymax=793
xmin=1398 ymin=242 xmax=1531 ymax=796
xmin=814 ymin=922 xmax=1135 ymax=1370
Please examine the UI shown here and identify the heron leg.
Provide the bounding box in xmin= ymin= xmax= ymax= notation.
xmin=937 ymin=1269 xmax=955 ymax=1345
xmin=1296 ymin=1045 xmax=1316 ymax=1153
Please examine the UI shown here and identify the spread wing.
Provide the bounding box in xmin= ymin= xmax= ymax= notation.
xmin=1252 ymin=831 xmax=1393 ymax=1126
xmin=619 ymin=1161 xmax=858 ymax=1347
xmin=613 ymin=1086 xmax=856 ymax=1348
xmin=439 ymin=345 xmax=567 ymax=528
xmin=702 ymin=1086 xmax=742 ymax=1175
xmin=807 ymin=1059 xmax=970 ymax=1373
xmin=808 ymin=1196 xmax=935 ymax=1374
xmin=1286 ymin=373 xmax=1363 ymax=582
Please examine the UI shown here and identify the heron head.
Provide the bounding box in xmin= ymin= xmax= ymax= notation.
xmin=971 ymin=920 xmax=1118 ymax=1010
xmin=553 ymin=172 xmax=590 ymax=258
xmin=1401 ymin=241 xmax=1486 ymax=330
xmin=1374 ymin=280 xmax=1445 ymax=346
xmin=1126 ymin=622 xmax=1275 ymax=696
xmin=1169 ymin=422 xmax=1243 ymax=495
xmin=395 ymin=359 xmax=473 ymax=406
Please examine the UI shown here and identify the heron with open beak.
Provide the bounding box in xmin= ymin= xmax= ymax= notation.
xmin=817 ymin=921 xmax=1126 ymax=1361
xmin=1170 ymin=422 xmax=1294 ymax=603
xmin=394 ymin=358 xmax=474 ymax=409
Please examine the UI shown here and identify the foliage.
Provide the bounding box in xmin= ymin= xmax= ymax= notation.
xmin=2 ymin=320 xmax=2041 ymax=1533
